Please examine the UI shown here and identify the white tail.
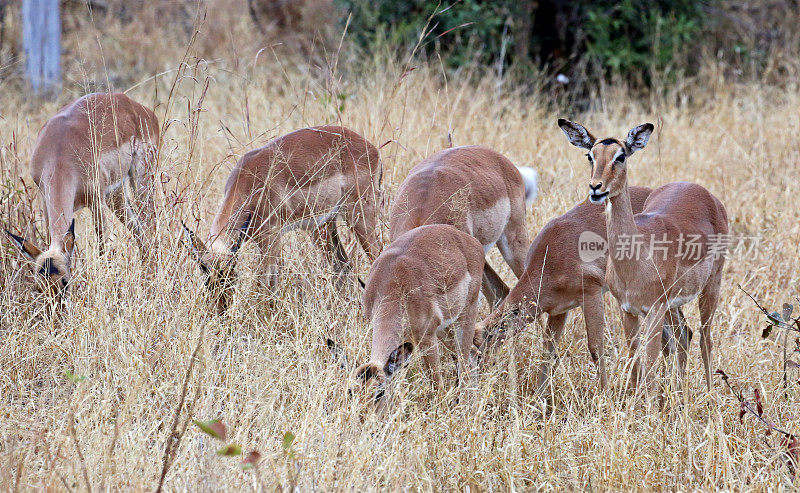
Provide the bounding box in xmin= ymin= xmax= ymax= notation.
xmin=516 ymin=166 xmax=539 ymax=205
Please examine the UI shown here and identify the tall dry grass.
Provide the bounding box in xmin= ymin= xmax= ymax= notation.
xmin=1 ymin=4 xmax=800 ymax=491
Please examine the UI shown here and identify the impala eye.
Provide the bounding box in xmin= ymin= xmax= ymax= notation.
xmin=616 ymin=154 xmax=626 ymax=164
xmin=586 ymin=153 xmax=593 ymax=163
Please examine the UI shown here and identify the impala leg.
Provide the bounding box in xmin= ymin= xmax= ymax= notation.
xmin=129 ymin=155 xmax=156 ymax=247
xmin=115 ymin=179 xmax=145 ymax=252
xmin=621 ymin=311 xmax=642 ymax=391
xmin=254 ymin=232 xmax=283 ymax=301
xmin=119 ymin=143 xmax=156 ymax=257
xmin=312 ymin=220 xmax=351 ymax=287
xmin=664 ymin=307 xmax=690 ymax=390
xmin=662 ymin=309 xmax=677 ymax=384
xmin=345 ymin=196 xmax=381 ymax=263
xmin=641 ymin=303 xmax=667 ymax=398
xmin=535 ymin=312 xmax=567 ymax=397
xmin=481 ymin=262 xmax=509 ymax=308
xmin=698 ymin=270 xmax=722 ymax=391
xmin=419 ymin=336 xmax=444 ymax=395
xmin=454 ymin=300 xmax=480 ymax=389
xmin=676 ymin=307 xmax=692 ymax=383
xmin=497 ymin=207 xmax=529 ymax=278
xmin=90 ymin=198 xmax=106 ymax=256
xmin=582 ymin=289 xmax=608 ymax=391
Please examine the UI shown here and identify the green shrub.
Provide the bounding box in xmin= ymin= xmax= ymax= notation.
xmin=335 ymin=0 xmax=708 ymax=85
xmin=583 ymin=0 xmax=703 ymax=81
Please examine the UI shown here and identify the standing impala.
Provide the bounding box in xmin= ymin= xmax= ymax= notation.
xmin=478 ymin=187 xmax=692 ymax=393
xmin=184 ymin=125 xmax=382 ymax=313
xmin=5 ymin=93 xmax=158 ymax=297
xmin=557 ymin=119 xmax=728 ymax=394
xmin=390 ymin=146 xmax=537 ymax=306
xmin=351 ymin=224 xmax=484 ymax=406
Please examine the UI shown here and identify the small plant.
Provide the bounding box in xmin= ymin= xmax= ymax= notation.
xmin=193 ymin=419 xmax=264 ymax=486
xmin=716 ymin=369 xmax=799 ymax=478
xmin=739 ymin=285 xmax=800 ymax=398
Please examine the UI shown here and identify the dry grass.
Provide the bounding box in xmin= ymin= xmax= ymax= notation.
xmin=1 ymin=4 xmax=800 ymax=491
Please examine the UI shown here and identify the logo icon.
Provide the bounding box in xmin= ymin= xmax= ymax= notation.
xmin=578 ymin=231 xmax=607 ymax=263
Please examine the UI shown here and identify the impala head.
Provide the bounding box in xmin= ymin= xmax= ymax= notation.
xmin=5 ymin=219 xmax=75 ymax=298
xmin=557 ymin=119 xmax=654 ymax=205
xmin=350 ymin=342 xmax=413 ymax=407
xmin=183 ymin=213 xmax=251 ymax=314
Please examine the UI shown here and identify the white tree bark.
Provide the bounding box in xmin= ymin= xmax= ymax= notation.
xmin=22 ymin=0 xmax=61 ymax=97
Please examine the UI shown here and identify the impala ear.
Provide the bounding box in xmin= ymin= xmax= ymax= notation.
xmin=558 ymin=118 xmax=596 ymax=150
xmin=63 ymin=219 xmax=76 ymax=256
xmin=5 ymin=228 xmax=42 ymax=260
xmin=325 ymin=338 xmax=348 ymax=371
xmin=181 ymin=221 xmax=208 ymax=262
xmin=625 ymin=123 xmax=654 ymax=155
xmin=354 ymin=362 xmax=382 ymax=383
xmin=230 ymin=212 xmax=252 ymax=254
xmin=385 ymin=342 xmax=414 ymax=377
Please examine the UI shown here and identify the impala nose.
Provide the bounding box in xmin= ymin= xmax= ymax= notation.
xmin=589 ymin=182 xmax=603 ymax=194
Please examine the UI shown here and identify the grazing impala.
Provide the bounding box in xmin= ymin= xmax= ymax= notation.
xmin=351 ymin=224 xmax=484 ymax=405
xmin=478 ymin=187 xmax=692 ymax=392
xmin=5 ymin=93 xmax=158 ymax=297
xmin=390 ymin=146 xmax=537 ymax=306
xmin=184 ymin=125 xmax=382 ymax=313
xmin=557 ymin=118 xmax=728 ymax=394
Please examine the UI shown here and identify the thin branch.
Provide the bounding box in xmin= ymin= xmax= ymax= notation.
xmin=738 ymin=284 xmax=800 ymax=332
xmin=155 ymin=333 xmax=204 ymax=493
xmin=716 ymin=370 xmax=793 ymax=438
xmin=68 ymin=410 xmax=92 ymax=493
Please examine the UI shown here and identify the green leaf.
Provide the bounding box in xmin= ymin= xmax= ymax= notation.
xmin=193 ymin=419 xmax=227 ymax=440
xmin=65 ymin=370 xmax=86 ymax=383
xmin=282 ymin=431 xmax=295 ymax=451
xmin=768 ymin=312 xmax=782 ymax=325
xmin=241 ymin=450 xmax=262 ymax=470
xmin=763 ymin=325 xmax=773 ymax=338
xmin=216 ymin=444 xmax=242 ymax=457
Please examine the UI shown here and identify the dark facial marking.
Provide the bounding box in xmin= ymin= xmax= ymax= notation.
xmin=598 ymin=138 xmax=620 ymax=146
xmin=39 ymin=258 xmax=60 ymax=277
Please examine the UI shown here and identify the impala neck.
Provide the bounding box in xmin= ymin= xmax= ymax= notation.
xmin=605 ymin=183 xmax=644 ymax=271
xmin=41 ymin=181 xmax=76 ymax=252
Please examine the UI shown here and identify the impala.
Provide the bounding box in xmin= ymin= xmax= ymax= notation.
xmin=557 ymin=118 xmax=728 ymax=394
xmin=351 ymin=224 xmax=484 ymax=405
xmin=5 ymin=92 xmax=158 ymax=298
xmin=184 ymin=125 xmax=382 ymax=313
xmin=478 ymin=187 xmax=691 ymax=392
xmin=390 ymin=145 xmax=537 ymax=306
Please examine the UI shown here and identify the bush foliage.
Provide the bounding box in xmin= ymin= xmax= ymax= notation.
xmin=334 ymin=0 xmax=706 ymax=81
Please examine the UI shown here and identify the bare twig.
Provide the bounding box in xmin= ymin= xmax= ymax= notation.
xmin=68 ymin=410 xmax=92 ymax=493
xmin=155 ymin=332 xmax=204 ymax=493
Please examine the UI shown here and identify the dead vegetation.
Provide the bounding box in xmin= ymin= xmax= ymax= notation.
xmin=0 ymin=1 xmax=800 ymax=490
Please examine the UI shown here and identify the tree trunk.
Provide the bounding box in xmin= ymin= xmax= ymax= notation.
xmin=22 ymin=0 xmax=61 ymax=98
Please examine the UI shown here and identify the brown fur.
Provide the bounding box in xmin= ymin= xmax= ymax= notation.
xmin=353 ymin=224 xmax=484 ymax=404
xmin=559 ymin=119 xmax=729 ymax=394
xmin=477 ymin=186 xmax=692 ymax=392
xmin=389 ymin=146 xmax=529 ymax=306
xmin=189 ymin=125 xmax=382 ymax=313
xmin=6 ymin=93 xmax=158 ymax=297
